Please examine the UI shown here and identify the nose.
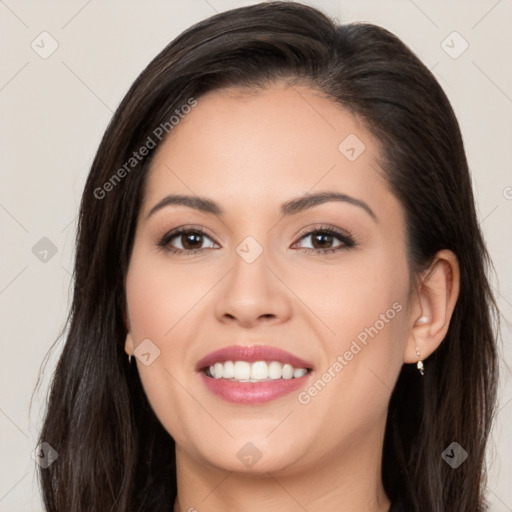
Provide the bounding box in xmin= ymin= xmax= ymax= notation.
xmin=214 ymin=245 xmax=293 ymax=328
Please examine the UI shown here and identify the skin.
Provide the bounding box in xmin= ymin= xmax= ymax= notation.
xmin=124 ymin=82 xmax=460 ymax=512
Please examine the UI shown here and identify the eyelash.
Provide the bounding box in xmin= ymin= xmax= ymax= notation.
xmin=157 ymin=224 xmax=357 ymax=256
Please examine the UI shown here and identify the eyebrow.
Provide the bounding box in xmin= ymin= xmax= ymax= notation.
xmin=146 ymin=191 xmax=377 ymax=222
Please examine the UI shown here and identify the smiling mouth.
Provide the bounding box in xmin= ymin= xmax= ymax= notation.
xmin=202 ymin=360 xmax=312 ymax=382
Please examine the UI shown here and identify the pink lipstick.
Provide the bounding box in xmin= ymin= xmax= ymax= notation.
xmin=196 ymin=345 xmax=314 ymax=405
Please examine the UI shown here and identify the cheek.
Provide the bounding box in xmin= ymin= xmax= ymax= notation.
xmin=298 ymin=247 xmax=410 ymax=390
xmin=295 ymin=250 xmax=408 ymax=339
xmin=125 ymin=252 xmax=207 ymax=399
xmin=295 ymin=276 xmax=408 ymax=442
xmin=126 ymin=248 xmax=209 ymax=345
xmin=124 ymin=249 xmax=209 ymax=437
xmin=343 ymin=271 xmax=408 ymax=393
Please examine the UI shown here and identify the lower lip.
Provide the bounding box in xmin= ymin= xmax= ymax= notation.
xmin=199 ymin=371 xmax=311 ymax=404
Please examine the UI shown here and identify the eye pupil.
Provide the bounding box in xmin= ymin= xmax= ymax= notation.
xmin=313 ymin=233 xmax=333 ymax=249
xmin=182 ymin=232 xmax=202 ymax=250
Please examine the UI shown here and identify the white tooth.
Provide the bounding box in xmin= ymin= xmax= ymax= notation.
xmin=268 ymin=361 xmax=283 ymax=379
xmin=214 ymin=362 xmax=224 ymax=379
xmin=207 ymin=359 xmax=308 ymax=381
xmin=223 ymin=360 xmax=234 ymax=379
xmin=282 ymin=363 xmax=294 ymax=379
xmin=251 ymin=361 xmax=269 ymax=380
xmin=234 ymin=361 xmax=251 ymax=380
xmin=293 ymin=368 xmax=307 ymax=378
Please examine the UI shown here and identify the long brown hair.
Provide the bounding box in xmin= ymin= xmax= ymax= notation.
xmin=35 ymin=2 xmax=500 ymax=510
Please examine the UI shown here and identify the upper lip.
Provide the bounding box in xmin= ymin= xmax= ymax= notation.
xmin=195 ymin=345 xmax=314 ymax=371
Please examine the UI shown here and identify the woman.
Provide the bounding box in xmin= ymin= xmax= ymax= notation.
xmin=36 ymin=2 xmax=500 ymax=511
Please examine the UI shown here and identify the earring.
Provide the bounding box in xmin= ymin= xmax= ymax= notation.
xmin=416 ymin=316 xmax=428 ymax=325
xmin=128 ymin=354 xmax=133 ymax=364
xmin=416 ymin=347 xmax=424 ymax=376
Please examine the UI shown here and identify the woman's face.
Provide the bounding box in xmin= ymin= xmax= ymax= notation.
xmin=125 ymin=83 xmax=414 ymax=476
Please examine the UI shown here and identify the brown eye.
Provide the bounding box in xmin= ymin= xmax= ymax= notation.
xmin=307 ymin=232 xmax=339 ymax=250
xmin=293 ymin=226 xmax=356 ymax=254
xmin=176 ymin=231 xmax=205 ymax=251
xmin=158 ymin=229 xmax=218 ymax=254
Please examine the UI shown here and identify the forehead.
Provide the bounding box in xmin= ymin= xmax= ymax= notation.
xmin=142 ymin=84 xmax=394 ymax=219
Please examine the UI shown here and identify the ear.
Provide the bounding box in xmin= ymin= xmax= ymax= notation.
xmin=124 ymin=309 xmax=135 ymax=358
xmin=125 ymin=333 xmax=135 ymax=358
xmin=404 ymin=249 xmax=460 ymax=364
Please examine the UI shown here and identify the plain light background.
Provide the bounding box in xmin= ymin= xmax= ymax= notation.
xmin=0 ymin=0 xmax=511 ymax=510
